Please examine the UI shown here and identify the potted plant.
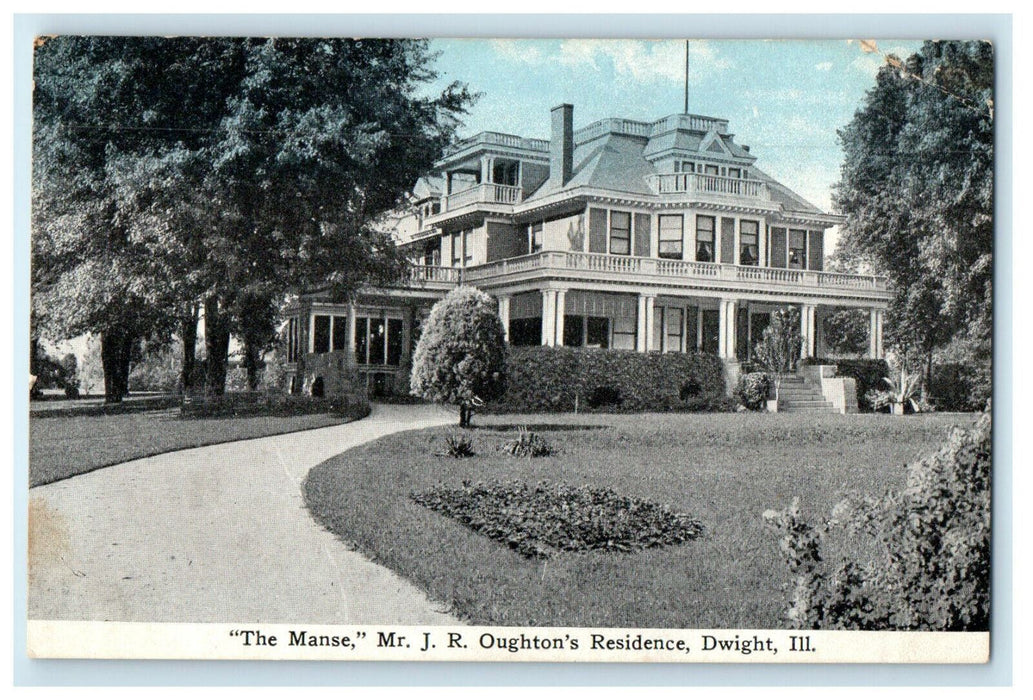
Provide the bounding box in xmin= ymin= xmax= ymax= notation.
xmin=753 ymin=306 xmax=803 ymax=412
xmin=869 ymin=367 xmax=922 ymax=414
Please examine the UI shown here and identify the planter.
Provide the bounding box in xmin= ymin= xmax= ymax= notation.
xmin=890 ymin=402 xmax=905 ymax=416
xmin=766 ymin=398 xmax=779 ymax=413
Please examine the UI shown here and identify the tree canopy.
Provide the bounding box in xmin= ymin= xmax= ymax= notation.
xmin=32 ymin=36 xmax=474 ymax=400
xmin=833 ymin=40 xmax=993 ymax=391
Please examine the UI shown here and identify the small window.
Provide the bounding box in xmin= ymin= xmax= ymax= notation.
xmin=658 ymin=215 xmax=684 ymax=260
xmin=666 ymin=307 xmax=684 ymax=353
xmin=789 ymin=229 xmax=807 ymax=269
xmin=463 ymin=229 xmax=473 ymax=266
xmin=530 ymin=222 xmax=543 ymax=253
xmin=727 ymin=167 xmax=742 ymax=179
xmin=332 ymin=316 xmax=348 ymax=351
xmin=704 ymin=164 xmax=720 ymax=176
xmin=695 ymin=215 xmax=715 ymax=262
xmin=740 ymin=220 xmax=759 ymax=266
xmin=609 ymin=211 xmax=631 ymax=256
xmin=682 ymin=161 xmax=696 ymax=173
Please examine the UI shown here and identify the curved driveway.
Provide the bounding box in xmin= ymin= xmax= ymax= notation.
xmin=28 ymin=402 xmax=459 ymax=625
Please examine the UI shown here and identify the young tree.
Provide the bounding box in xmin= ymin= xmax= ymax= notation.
xmin=754 ymin=306 xmax=803 ymax=379
xmin=410 ymin=287 xmax=508 ymax=428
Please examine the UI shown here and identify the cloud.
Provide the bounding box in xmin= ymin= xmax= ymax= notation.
xmin=555 ymin=39 xmax=730 ymax=83
xmin=815 ymin=61 xmax=833 ymax=72
xmin=489 ymin=39 xmax=546 ymax=65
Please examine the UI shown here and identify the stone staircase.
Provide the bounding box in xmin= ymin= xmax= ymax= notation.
xmin=775 ymin=374 xmax=838 ymax=414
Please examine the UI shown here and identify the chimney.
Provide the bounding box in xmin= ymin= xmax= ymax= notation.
xmin=550 ymin=104 xmax=573 ymax=187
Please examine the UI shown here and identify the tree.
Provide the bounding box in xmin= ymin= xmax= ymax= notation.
xmin=410 ymin=286 xmax=508 ymax=427
xmin=822 ymin=309 xmax=869 ymax=357
xmin=834 ymin=41 xmax=993 ymax=388
xmin=33 ymin=37 xmax=475 ymax=398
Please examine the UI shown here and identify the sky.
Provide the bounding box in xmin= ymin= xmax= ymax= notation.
xmin=423 ymin=38 xmax=926 ymax=216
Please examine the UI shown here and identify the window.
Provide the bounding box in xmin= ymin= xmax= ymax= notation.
xmin=509 ymin=318 xmax=542 ymax=347
xmin=529 ymin=222 xmax=543 ymax=253
xmin=704 ymin=164 xmax=720 ymax=176
xmin=674 ymin=161 xmax=695 ymax=173
xmin=492 ymin=160 xmax=518 ymax=186
xmin=727 ymin=167 xmax=742 ymax=179
xmin=451 ymin=232 xmax=462 ymax=266
xmin=612 ymin=316 xmax=636 ymax=350
xmin=563 ymin=315 xmax=585 ymax=347
xmin=666 ymin=307 xmax=684 ymax=352
xmin=789 ymin=229 xmax=807 ymax=269
xmin=586 ymin=317 xmax=609 ymax=348
xmin=332 ymin=316 xmax=348 ymax=351
xmin=354 ymin=316 xmax=404 ymax=367
xmin=287 ymin=317 xmax=300 ymax=362
xmin=695 ymin=215 xmax=715 ymax=262
xmin=658 ymin=215 xmax=684 ymax=260
xmin=740 ymin=220 xmax=759 ymax=266
xmin=463 ymin=229 xmax=474 ymax=266
xmin=609 ymin=211 xmax=631 ymax=256
xmin=313 ymin=315 xmax=331 ymax=354
xmin=423 ymin=239 xmax=440 ymax=267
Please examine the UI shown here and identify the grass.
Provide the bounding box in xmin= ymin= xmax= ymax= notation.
xmin=30 ymin=404 xmax=368 ymax=487
xmin=303 ymin=411 xmax=975 ymax=629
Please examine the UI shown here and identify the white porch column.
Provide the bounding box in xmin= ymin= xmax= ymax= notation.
xmin=541 ymin=289 xmax=557 ymax=346
xmin=643 ymin=294 xmax=656 ymax=351
xmin=801 ymin=304 xmax=816 ymax=359
xmin=347 ymin=303 xmax=357 ymax=356
xmin=554 ymin=289 xmax=567 ymax=346
xmin=308 ymin=311 xmax=317 ymax=354
xmin=637 ymin=294 xmax=648 ymax=352
xmin=869 ymin=308 xmax=879 ymax=359
xmin=876 ymin=309 xmax=885 ymax=359
xmin=497 ymin=294 xmax=511 ymax=342
xmin=480 ymin=157 xmax=491 ymax=183
xmin=815 ymin=305 xmax=826 ymax=358
xmin=718 ymin=299 xmax=737 ymax=359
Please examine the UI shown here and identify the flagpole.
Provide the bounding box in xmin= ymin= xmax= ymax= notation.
xmin=684 ymin=39 xmax=689 ymax=114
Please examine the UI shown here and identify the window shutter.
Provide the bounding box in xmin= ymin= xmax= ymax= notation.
xmin=720 ymin=218 xmax=735 ymax=264
xmin=588 ymin=208 xmax=608 ymax=254
xmin=770 ymin=228 xmax=787 ymax=268
xmin=634 ymin=213 xmax=651 ymax=257
xmin=808 ymin=230 xmax=824 ymax=271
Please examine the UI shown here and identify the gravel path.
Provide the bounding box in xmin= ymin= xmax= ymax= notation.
xmin=28 ymin=402 xmax=460 ymax=625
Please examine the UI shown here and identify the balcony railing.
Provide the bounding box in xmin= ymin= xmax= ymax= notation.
xmin=649 ymin=173 xmax=768 ymax=199
xmin=405 ymin=265 xmax=464 ymax=285
xmin=462 ymin=251 xmax=888 ymax=291
xmin=443 ymin=183 xmax=522 ymax=212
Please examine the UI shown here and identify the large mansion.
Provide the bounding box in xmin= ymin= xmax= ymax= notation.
xmin=284 ymin=104 xmax=891 ymax=399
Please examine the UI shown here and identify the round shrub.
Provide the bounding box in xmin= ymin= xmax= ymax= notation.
xmin=734 ymin=372 xmax=771 ymax=411
xmin=410 ymin=286 xmax=508 ymax=427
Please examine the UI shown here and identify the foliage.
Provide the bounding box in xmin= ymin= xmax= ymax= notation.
xmin=803 ymin=357 xmax=892 ymax=412
xmin=928 ymin=362 xmax=984 ymax=412
xmin=763 ymin=409 xmax=990 ymax=630
xmin=33 ymin=36 xmax=475 ymax=398
xmin=410 ymin=286 xmax=508 ymax=427
xmin=441 ymin=431 xmax=476 ymax=459
xmin=128 ymin=343 xmax=182 ymax=393
xmin=498 ymin=428 xmax=554 ymax=458
xmin=834 ymin=41 xmax=993 ymax=387
xmin=411 ymin=480 xmax=704 ymax=559
xmin=753 ymin=306 xmax=802 ymax=378
xmin=734 ymin=372 xmax=771 ymax=411
xmin=867 ymin=367 xmax=924 ymax=412
xmin=821 ymin=308 xmax=870 ymax=357
xmin=486 ymin=346 xmax=726 ymax=414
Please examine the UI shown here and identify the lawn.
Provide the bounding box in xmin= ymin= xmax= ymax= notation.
xmin=303 ymin=411 xmax=975 ymax=629
xmin=30 ymin=405 xmax=365 ymax=487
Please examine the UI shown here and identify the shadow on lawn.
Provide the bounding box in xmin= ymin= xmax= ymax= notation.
xmin=471 ymin=423 xmax=607 ymax=433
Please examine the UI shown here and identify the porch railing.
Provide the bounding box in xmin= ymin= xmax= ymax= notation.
xmin=443 ymin=183 xmax=523 ymax=212
xmin=648 ymin=172 xmax=768 ymax=199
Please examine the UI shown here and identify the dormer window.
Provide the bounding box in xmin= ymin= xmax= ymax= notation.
xmin=703 ymin=164 xmax=720 ymax=176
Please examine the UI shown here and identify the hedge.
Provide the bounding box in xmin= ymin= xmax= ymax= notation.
xmin=180 ymin=392 xmax=369 ymax=419
xmin=484 ymin=346 xmax=728 ymax=413
xmin=804 ymin=357 xmax=890 ymax=412
xmin=928 ymin=362 xmax=986 ymax=412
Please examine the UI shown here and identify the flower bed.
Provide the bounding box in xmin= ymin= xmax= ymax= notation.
xmin=411 ymin=480 xmax=704 ymax=559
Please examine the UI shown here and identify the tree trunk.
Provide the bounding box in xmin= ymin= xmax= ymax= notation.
xmin=204 ymin=296 xmax=231 ymax=397
xmin=242 ymin=336 xmax=262 ymax=391
xmin=181 ymin=304 xmax=199 ymax=394
xmin=100 ymin=328 xmax=132 ymax=404
xmin=459 ymin=404 xmax=471 ymax=428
